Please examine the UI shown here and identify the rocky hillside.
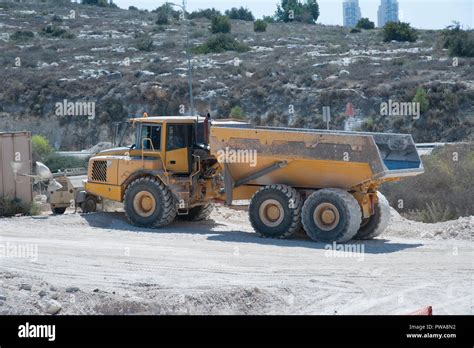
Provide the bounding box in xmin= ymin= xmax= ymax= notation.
xmin=0 ymin=2 xmax=473 ymax=150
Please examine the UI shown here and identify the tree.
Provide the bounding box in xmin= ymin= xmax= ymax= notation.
xmin=81 ymin=0 xmax=108 ymax=6
xmin=275 ymin=0 xmax=319 ymax=24
xmin=254 ymin=19 xmax=267 ymax=32
xmin=188 ymin=8 xmax=222 ymax=20
xmin=211 ymin=15 xmax=231 ymax=34
xmin=383 ymin=22 xmax=418 ymax=42
xmin=225 ymin=7 xmax=254 ymax=21
xmin=441 ymin=23 xmax=474 ymax=57
xmin=152 ymin=3 xmax=180 ymax=21
xmin=413 ymin=87 xmax=429 ymax=113
xmin=229 ymin=106 xmax=245 ymax=119
xmin=305 ymin=0 xmax=320 ymax=23
xmin=32 ymin=135 xmax=53 ymax=162
xmin=356 ymin=18 xmax=375 ymax=30
xmin=262 ymin=15 xmax=276 ymax=23
xmin=156 ymin=12 xmax=170 ymax=25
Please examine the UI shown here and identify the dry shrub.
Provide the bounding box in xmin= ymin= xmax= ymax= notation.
xmin=381 ymin=144 xmax=474 ymax=222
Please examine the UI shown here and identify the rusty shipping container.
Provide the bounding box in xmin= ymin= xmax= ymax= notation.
xmin=0 ymin=131 xmax=33 ymax=204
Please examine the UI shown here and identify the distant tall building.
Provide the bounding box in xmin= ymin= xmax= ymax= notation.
xmin=343 ymin=0 xmax=362 ymax=27
xmin=378 ymin=0 xmax=399 ymax=27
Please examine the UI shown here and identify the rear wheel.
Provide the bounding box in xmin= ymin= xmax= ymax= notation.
xmin=124 ymin=177 xmax=177 ymax=228
xmin=302 ymin=189 xmax=361 ymax=243
xmin=249 ymin=184 xmax=302 ymax=239
xmin=354 ymin=192 xmax=391 ymax=240
xmin=52 ymin=207 xmax=66 ymax=215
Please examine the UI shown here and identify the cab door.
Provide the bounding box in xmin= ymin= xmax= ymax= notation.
xmin=165 ymin=123 xmax=193 ymax=174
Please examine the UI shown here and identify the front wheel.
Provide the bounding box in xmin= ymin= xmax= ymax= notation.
xmin=124 ymin=177 xmax=177 ymax=228
xmin=302 ymin=189 xmax=361 ymax=243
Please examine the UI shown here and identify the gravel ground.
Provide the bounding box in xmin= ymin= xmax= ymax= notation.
xmin=0 ymin=206 xmax=472 ymax=315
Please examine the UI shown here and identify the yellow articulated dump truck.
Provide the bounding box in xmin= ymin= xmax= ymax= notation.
xmin=84 ymin=115 xmax=424 ymax=243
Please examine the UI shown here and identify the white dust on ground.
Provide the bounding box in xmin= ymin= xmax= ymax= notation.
xmin=0 ymin=206 xmax=472 ymax=315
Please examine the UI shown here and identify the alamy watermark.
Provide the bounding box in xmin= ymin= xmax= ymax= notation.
xmin=324 ymin=242 xmax=365 ymax=262
xmin=216 ymin=147 xmax=258 ymax=167
xmin=55 ymin=99 xmax=95 ymax=120
xmin=380 ymin=100 xmax=420 ymax=120
xmin=18 ymin=322 xmax=55 ymax=342
xmin=0 ymin=242 xmax=38 ymax=262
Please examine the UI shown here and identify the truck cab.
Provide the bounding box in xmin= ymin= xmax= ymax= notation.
xmin=84 ymin=115 xmax=218 ymax=219
xmin=134 ymin=116 xmax=198 ymax=174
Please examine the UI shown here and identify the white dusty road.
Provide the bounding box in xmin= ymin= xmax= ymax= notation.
xmin=0 ymin=207 xmax=472 ymax=315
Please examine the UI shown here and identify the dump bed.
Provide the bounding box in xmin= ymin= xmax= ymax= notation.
xmin=210 ymin=125 xmax=424 ymax=190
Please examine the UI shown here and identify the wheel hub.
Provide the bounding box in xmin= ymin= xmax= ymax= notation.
xmin=313 ymin=203 xmax=340 ymax=231
xmin=133 ymin=191 xmax=156 ymax=218
xmin=259 ymin=199 xmax=284 ymax=227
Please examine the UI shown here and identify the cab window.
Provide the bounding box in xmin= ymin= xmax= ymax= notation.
xmin=166 ymin=124 xmax=191 ymax=151
xmin=140 ymin=125 xmax=161 ymax=151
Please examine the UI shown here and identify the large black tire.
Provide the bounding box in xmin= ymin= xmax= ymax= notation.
xmin=81 ymin=196 xmax=97 ymax=214
xmin=249 ymin=184 xmax=302 ymax=239
xmin=52 ymin=207 xmax=66 ymax=215
xmin=180 ymin=204 xmax=214 ymax=221
xmin=124 ymin=177 xmax=177 ymax=228
xmin=302 ymin=188 xmax=361 ymax=243
xmin=354 ymin=192 xmax=391 ymax=240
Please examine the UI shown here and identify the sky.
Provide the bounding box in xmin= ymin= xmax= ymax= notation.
xmin=112 ymin=0 xmax=473 ymax=29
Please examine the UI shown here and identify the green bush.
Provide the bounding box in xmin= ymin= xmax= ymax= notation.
xmin=356 ymin=17 xmax=375 ymax=30
xmin=135 ymin=34 xmax=154 ymax=51
xmin=10 ymin=30 xmax=34 ymax=42
xmin=29 ymin=202 xmax=42 ymax=216
xmin=381 ymin=144 xmax=474 ymax=222
xmin=413 ymin=87 xmax=429 ymax=113
xmin=1 ymin=197 xmax=18 ymax=217
xmin=81 ymin=0 xmax=108 ymax=7
xmin=51 ymin=15 xmax=63 ymax=23
xmin=188 ymin=8 xmax=222 ymax=20
xmin=152 ymin=3 xmax=180 ymax=20
xmin=40 ymin=25 xmax=75 ymax=39
xmin=192 ymin=34 xmax=250 ymax=54
xmin=156 ymin=12 xmax=170 ymax=25
xmin=262 ymin=15 xmax=276 ymax=23
xmin=406 ymin=202 xmax=455 ymax=224
xmin=254 ymin=19 xmax=267 ymax=32
xmin=128 ymin=6 xmax=138 ymax=11
xmin=383 ymin=21 xmax=418 ymax=42
xmin=441 ymin=23 xmax=474 ymax=57
xmin=350 ymin=28 xmax=361 ymax=34
xmin=32 ymin=135 xmax=53 ymax=162
xmin=0 ymin=197 xmax=40 ymax=217
xmin=0 ymin=197 xmax=18 ymax=217
xmin=211 ymin=15 xmax=231 ymax=34
xmin=225 ymin=7 xmax=254 ymax=21
xmin=43 ymin=154 xmax=88 ymax=173
xmin=275 ymin=0 xmax=320 ymax=24
xmin=229 ymin=106 xmax=245 ymax=119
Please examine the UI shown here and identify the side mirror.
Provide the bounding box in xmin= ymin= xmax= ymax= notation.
xmin=36 ymin=162 xmax=53 ymax=181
